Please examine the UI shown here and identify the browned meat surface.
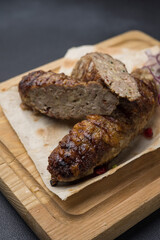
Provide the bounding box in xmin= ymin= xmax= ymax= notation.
xmin=18 ymin=53 xmax=141 ymax=120
xmin=71 ymin=52 xmax=140 ymax=101
xmin=18 ymin=70 xmax=118 ymax=119
xmin=47 ymin=68 xmax=158 ymax=184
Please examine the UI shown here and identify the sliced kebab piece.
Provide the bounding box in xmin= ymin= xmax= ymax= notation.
xmin=71 ymin=52 xmax=140 ymax=101
xmin=18 ymin=53 xmax=140 ymax=120
xmin=18 ymin=70 xmax=118 ymax=119
xmin=47 ymin=69 xmax=158 ymax=185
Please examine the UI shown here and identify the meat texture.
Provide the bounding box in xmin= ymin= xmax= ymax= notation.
xmin=71 ymin=52 xmax=140 ymax=101
xmin=47 ymin=68 xmax=158 ymax=184
xmin=18 ymin=70 xmax=118 ymax=119
xmin=18 ymin=53 xmax=140 ymax=120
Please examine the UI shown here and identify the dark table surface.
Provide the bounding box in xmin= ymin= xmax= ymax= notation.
xmin=0 ymin=0 xmax=160 ymax=239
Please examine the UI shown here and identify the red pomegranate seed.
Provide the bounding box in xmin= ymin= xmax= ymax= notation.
xmin=143 ymin=128 xmax=153 ymax=138
xmin=94 ymin=166 xmax=107 ymax=175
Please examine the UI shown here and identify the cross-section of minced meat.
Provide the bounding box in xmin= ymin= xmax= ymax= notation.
xmin=71 ymin=52 xmax=140 ymax=101
xmin=18 ymin=53 xmax=140 ymax=120
xmin=18 ymin=71 xmax=118 ymax=120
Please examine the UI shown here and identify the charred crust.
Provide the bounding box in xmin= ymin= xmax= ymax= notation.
xmin=50 ymin=179 xmax=58 ymax=186
xmin=47 ymin=68 xmax=158 ymax=183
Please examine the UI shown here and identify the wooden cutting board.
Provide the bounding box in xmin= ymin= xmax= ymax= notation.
xmin=0 ymin=30 xmax=160 ymax=240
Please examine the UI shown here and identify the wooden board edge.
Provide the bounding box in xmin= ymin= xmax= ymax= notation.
xmin=96 ymin=30 xmax=160 ymax=48
xmin=95 ymin=192 xmax=160 ymax=240
xmin=0 ymin=166 xmax=51 ymax=240
xmin=0 ymin=30 xmax=159 ymax=91
xmin=1 ymin=160 xmax=160 ymax=240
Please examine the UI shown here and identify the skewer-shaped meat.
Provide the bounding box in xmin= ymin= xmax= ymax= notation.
xmin=47 ymin=69 xmax=158 ymax=185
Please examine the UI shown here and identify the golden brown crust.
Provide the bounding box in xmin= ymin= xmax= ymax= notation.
xmin=47 ymin=68 xmax=158 ymax=184
xmin=19 ymin=70 xmax=81 ymax=96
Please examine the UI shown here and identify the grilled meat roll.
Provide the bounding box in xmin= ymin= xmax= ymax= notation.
xmin=47 ymin=68 xmax=158 ymax=184
xmin=18 ymin=53 xmax=140 ymax=120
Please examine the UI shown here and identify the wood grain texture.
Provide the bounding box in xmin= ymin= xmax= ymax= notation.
xmin=0 ymin=30 xmax=160 ymax=240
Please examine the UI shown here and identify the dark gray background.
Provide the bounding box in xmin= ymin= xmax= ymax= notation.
xmin=0 ymin=0 xmax=160 ymax=239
